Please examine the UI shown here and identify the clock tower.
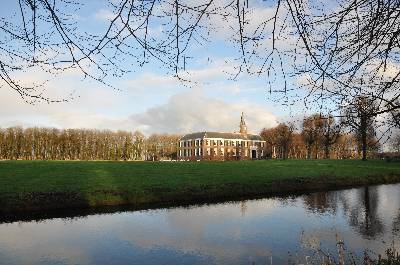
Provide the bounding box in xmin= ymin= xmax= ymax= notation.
xmin=239 ymin=112 xmax=247 ymax=135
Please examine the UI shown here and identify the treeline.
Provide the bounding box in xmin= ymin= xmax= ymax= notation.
xmin=0 ymin=127 xmax=180 ymax=161
xmin=2 ymin=109 xmax=396 ymax=161
xmin=260 ymin=114 xmax=381 ymax=160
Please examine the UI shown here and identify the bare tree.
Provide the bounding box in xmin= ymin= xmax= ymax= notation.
xmin=1 ymin=0 xmax=232 ymax=102
xmin=145 ymin=133 xmax=180 ymax=161
xmin=275 ymin=123 xmax=294 ymax=159
xmin=261 ymin=123 xmax=295 ymax=159
xmin=321 ymin=115 xmax=341 ymax=159
xmin=1 ymin=0 xmax=400 ymax=131
xmin=301 ymin=114 xmax=323 ymax=159
xmin=275 ymin=1 xmax=400 ymax=118
xmin=260 ymin=127 xmax=277 ymax=158
xmin=0 ymin=126 xmax=147 ymax=161
xmin=342 ymin=96 xmax=379 ymax=161
xmin=389 ymin=132 xmax=400 ymax=153
xmin=1 ymin=1 xmax=122 ymax=103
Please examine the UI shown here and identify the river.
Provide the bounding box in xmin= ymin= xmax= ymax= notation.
xmin=1 ymin=183 xmax=400 ymax=265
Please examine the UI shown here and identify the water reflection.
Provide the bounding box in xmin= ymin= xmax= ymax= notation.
xmin=303 ymin=186 xmax=386 ymax=239
xmin=1 ymin=184 xmax=400 ymax=265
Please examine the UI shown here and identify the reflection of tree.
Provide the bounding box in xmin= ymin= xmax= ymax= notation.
xmin=302 ymin=186 xmax=385 ymax=239
xmin=344 ymin=187 xmax=384 ymax=239
xmin=392 ymin=211 xmax=400 ymax=236
xmin=240 ymin=201 xmax=247 ymax=217
xmin=302 ymin=191 xmax=338 ymax=214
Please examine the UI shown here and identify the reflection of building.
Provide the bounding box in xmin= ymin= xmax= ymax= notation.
xmin=178 ymin=113 xmax=266 ymax=161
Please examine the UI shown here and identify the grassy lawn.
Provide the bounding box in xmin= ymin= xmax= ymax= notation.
xmin=1 ymin=159 xmax=400 ymax=213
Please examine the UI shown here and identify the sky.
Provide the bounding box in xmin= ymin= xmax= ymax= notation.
xmin=0 ymin=0 xmax=317 ymax=136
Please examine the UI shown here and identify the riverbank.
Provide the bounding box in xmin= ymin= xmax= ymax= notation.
xmin=1 ymin=160 xmax=400 ymax=215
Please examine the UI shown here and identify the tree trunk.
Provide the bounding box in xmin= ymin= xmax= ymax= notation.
xmin=324 ymin=143 xmax=330 ymax=159
xmin=361 ymin=117 xmax=367 ymax=161
xmin=362 ymin=132 xmax=367 ymax=161
xmin=314 ymin=143 xmax=319 ymax=159
xmin=307 ymin=146 xmax=312 ymax=159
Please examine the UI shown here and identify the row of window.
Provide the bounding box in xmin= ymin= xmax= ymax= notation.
xmin=180 ymin=148 xmax=262 ymax=157
xmin=180 ymin=149 xmax=203 ymax=157
xmin=179 ymin=139 xmax=265 ymax=148
xmin=180 ymin=140 xmax=201 ymax=147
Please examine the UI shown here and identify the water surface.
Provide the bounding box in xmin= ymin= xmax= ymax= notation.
xmin=1 ymin=184 xmax=400 ymax=264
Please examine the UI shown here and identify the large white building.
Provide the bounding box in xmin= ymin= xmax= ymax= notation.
xmin=178 ymin=113 xmax=266 ymax=160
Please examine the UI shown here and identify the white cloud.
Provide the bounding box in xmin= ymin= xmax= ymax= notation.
xmin=0 ymin=75 xmax=277 ymax=136
xmin=128 ymin=87 xmax=278 ymax=135
xmin=94 ymin=8 xmax=116 ymax=21
xmin=125 ymin=59 xmax=255 ymax=95
xmin=125 ymin=72 xmax=179 ymax=91
xmin=0 ymin=70 xmax=130 ymax=130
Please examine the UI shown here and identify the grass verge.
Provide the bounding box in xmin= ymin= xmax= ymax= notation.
xmin=1 ymin=159 xmax=400 ymax=215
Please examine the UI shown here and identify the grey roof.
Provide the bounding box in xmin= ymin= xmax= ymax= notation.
xmin=180 ymin=131 xmax=263 ymax=141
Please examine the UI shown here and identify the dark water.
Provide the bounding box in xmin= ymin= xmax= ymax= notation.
xmin=1 ymin=184 xmax=400 ymax=265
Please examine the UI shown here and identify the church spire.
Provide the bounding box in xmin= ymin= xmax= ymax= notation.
xmin=239 ymin=112 xmax=247 ymax=134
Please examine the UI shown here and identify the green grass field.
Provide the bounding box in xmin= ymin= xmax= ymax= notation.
xmin=1 ymin=159 xmax=400 ymax=213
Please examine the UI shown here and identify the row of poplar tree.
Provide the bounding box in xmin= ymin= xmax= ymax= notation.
xmin=0 ymin=127 xmax=180 ymax=161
